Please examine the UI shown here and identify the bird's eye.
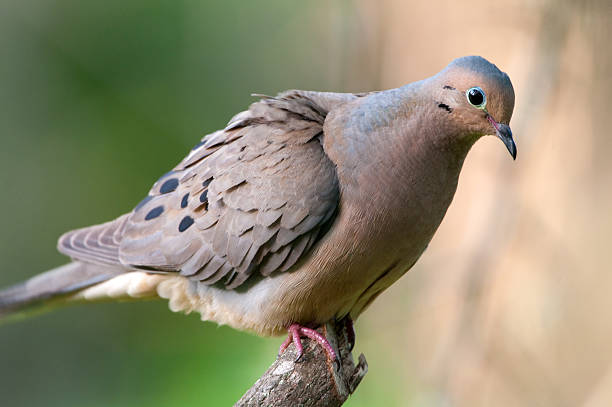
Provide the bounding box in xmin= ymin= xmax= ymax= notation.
xmin=466 ymin=87 xmax=486 ymax=109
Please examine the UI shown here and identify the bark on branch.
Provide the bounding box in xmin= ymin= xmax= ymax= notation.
xmin=235 ymin=320 xmax=368 ymax=407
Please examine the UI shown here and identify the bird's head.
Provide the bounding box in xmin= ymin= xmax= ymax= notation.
xmin=431 ymin=55 xmax=516 ymax=159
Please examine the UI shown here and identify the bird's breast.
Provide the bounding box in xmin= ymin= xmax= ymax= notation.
xmin=168 ymin=134 xmax=470 ymax=336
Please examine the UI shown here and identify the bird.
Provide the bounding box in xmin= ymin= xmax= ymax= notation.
xmin=0 ymin=55 xmax=515 ymax=362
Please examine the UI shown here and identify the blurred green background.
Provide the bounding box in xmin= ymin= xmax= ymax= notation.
xmin=0 ymin=1 xmax=388 ymax=406
xmin=1 ymin=1 xmax=611 ymax=406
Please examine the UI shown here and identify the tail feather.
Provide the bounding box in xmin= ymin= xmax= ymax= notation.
xmin=0 ymin=262 xmax=124 ymax=319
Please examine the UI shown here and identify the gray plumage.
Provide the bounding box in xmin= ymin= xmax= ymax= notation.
xmin=0 ymin=56 xmax=515 ymax=337
xmin=0 ymin=262 xmax=121 ymax=318
xmin=59 ymin=89 xmax=354 ymax=288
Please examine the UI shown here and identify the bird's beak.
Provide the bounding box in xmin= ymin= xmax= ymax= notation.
xmin=487 ymin=114 xmax=516 ymax=160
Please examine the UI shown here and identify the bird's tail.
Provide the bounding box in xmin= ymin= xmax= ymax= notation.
xmin=0 ymin=262 xmax=124 ymax=322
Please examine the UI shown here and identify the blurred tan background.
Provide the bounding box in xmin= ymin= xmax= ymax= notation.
xmin=0 ymin=1 xmax=610 ymax=406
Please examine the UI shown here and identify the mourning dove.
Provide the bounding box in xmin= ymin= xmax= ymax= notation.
xmin=0 ymin=56 xmax=515 ymax=361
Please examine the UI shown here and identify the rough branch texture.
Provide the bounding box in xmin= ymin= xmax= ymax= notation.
xmin=235 ymin=320 xmax=368 ymax=406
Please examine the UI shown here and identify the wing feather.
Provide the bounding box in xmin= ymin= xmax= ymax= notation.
xmin=57 ymin=90 xmax=363 ymax=289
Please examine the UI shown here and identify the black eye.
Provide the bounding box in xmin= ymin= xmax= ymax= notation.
xmin=466 ymin=87 xmax=486 ymax=109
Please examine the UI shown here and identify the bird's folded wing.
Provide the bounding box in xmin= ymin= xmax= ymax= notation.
xmin=58 ymin=91 xmax=355 ymax=289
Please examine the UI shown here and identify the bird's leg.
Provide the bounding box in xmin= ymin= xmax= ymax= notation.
xmin=278 ymin=323 xmax=337 ymax=363
xmin=297 ymin=326 xmax=337 ymax=362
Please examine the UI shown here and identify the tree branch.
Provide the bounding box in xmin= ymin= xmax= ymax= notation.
xmin=235 ymin=320 xmax=368 ymax=407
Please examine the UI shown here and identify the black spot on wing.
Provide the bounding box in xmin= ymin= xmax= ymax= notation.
xmin=160 ymin=178 xmax=179 ymax=194
xmin=199 ymin=189 xmax=208 ymax=203
xmin=181 ymin=193 xmax=189 ymax=208
xmin=178 ymin=216 xmax=194 ymax=232
xmin=202 ymin=178 xmax=212 ymax=188
xmin=197 ymin=189 xmax=209 ymax=211
xmin=145 ymin=206 xmax=164 ymax=220
xmin=437 ymin=103 xmax=452 ymax=113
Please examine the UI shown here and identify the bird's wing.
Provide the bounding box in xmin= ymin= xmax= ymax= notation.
xmin=58 ymin=90 xmax=358 ymax=289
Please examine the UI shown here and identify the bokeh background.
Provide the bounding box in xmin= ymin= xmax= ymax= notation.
xmin=0 ymin=0 xmax=610 ymax=406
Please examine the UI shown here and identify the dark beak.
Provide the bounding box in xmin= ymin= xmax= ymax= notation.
xmin=487 ymin=115 xmax=516 ymax=160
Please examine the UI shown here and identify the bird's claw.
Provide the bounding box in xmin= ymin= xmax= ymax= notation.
xmin=278 ymin=323 xmax=337 ymax=365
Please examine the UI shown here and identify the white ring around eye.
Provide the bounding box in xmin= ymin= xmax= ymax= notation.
xmin=466 ymin=87 xmax=487 ymax=109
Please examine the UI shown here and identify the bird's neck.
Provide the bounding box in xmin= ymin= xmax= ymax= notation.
xmin=323 ymin=88 xmax=476 ymax=246
xmin=325 ymin=86 xmax=475 ymax=199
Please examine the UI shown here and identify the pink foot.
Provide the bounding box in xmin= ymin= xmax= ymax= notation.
xmin=278 ymin=323 xmax=337 ymax=363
